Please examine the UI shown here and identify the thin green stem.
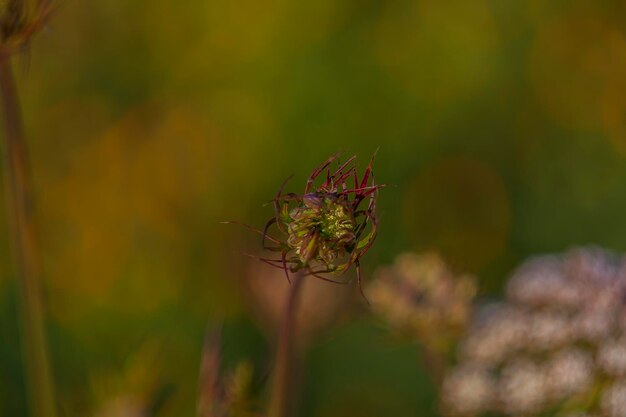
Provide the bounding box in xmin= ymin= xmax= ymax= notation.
xmin=0 ymin=54 xmax=56 ymax=417
xmin=419 ymin=343 xmax=447 ymax=387
xmin=267 ymin=272 xmax=305 ymax=417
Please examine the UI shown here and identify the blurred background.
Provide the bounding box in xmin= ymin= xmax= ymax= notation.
xmin=2 ymin=0 xmax=626 ymax=416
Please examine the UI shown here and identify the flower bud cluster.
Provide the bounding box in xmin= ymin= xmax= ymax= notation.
xmin=368 ymin=252 xmax=476 ymax=352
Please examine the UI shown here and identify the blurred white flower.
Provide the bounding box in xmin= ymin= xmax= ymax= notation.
xmin=545 ymin=348 xmax=593 ymax=400
xmin=460 ymin=305 xmax=527 ymax=365
xmin=498 ymin=358 xmax=546 ymax=414
xmin=368 ymin=252 xmax=476 ymax=352
xmin=526 ymin=310 xmax=572 ymax=351
xmin=442 ymin=247 xmax=626 ymax=417
xmin=601 ymin=380 xmax=626 ymax=417
xmin=598 ymin=338 xmax=626 ymax=376
xmin=441 ymin=365 xmax=494 ymax=416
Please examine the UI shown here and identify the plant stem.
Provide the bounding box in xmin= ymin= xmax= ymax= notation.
xmin=267 ymin=272 xmax=306 ymax=417
xmin=0 ymin=53 xmax=57 ymax=417
xmin=419 ymin=343 xmax=446 ymax=387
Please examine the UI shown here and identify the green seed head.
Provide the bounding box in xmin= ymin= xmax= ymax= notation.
xmin=319 ymin=199 xmax=354 ymax=240
xmin=234 ymin=152 xmax=385 ymax=296
xmin=286 ymin=194 xmax=356 ymax=266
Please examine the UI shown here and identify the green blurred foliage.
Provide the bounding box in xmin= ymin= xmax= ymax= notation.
xmin=1 ymin=0 xmax=626 ymax=415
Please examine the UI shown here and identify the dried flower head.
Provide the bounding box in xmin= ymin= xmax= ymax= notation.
xmin=441 ymin=247 xmax=626 ymax=417
xmin=0 ymin=0 xmax=52 ymax=54
xmin=368 ymin=252 xmax=476 ymax=352
xmin=232 ymin=152 xmax=384 ymax=297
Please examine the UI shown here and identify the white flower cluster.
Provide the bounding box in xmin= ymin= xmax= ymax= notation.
xmin=441 ymin=247 xmax=626 ymax=417
xmin=368 ymin=252 xmax=476 ymax=351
